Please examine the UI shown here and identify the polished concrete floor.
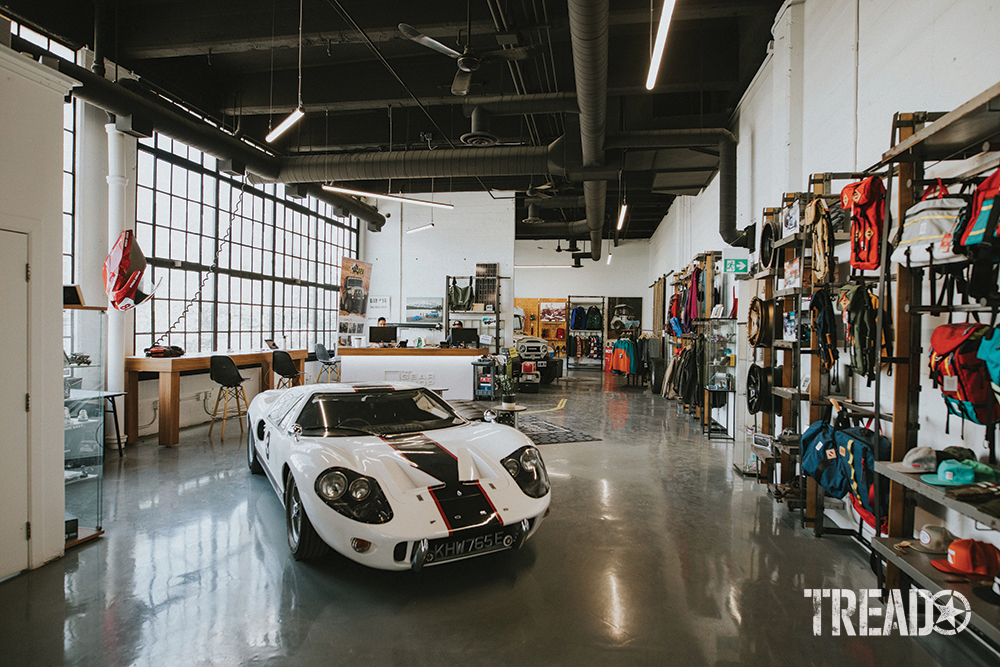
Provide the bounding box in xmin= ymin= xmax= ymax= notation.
xmin=2 ymin=373 xmax=998 ymax=666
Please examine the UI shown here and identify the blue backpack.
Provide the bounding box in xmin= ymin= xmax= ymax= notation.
xmin=801 ymin=420 xmax=852 ymax=499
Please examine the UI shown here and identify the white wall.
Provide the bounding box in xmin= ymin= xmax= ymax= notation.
xmin=0 ymin=49 xmax=78 ymax=570
xmin=363 ymin=191 xmax=516 ymax=347
xmin=514 ymin=239 xmax=653 ymax=327
xmin=647 ymin=0 xmax=1000 ymax=543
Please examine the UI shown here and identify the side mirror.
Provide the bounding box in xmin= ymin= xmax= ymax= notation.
xmin=291 ymin=423 xmax=303 ymax=441
xmin=483 ymin=409 xmax=497 ymax=423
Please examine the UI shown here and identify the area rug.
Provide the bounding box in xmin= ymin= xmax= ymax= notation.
xmin=516 ymin=415 xmax=601 ymax=445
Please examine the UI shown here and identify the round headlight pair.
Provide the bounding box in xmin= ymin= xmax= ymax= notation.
xmin=349 ymin=477 xmax=371 ymax=501
xmin=317 ymin=470 xmax=348 ymax=500
xmin=503 ymin=459 xmax=520 ymax=477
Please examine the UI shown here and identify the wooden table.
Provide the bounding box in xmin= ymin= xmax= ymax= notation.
xmin=124 ymin=349 xmax=308 ymax=446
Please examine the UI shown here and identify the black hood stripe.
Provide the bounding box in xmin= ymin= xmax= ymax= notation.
xmin=384 ymin=434 xmax=503 ymax=535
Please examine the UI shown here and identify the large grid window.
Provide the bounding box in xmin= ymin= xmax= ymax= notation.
xmin=134 ymin=134 xmax=358 ymax=353
xmin=9 ymin=21 xmax=78 ymax=284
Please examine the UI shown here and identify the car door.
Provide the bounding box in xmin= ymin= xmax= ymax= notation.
xmin=269 ymin=396 xmax=306 ymax=483
xmin=261 ymin=392 xmax=303 ymax=482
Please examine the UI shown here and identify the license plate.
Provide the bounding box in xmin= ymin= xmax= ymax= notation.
xmin=425 ymin=525 xmax=516 ymax=564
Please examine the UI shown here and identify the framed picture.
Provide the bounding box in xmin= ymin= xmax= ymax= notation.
xmin=539 ymin=301 xmax=566 ymax=322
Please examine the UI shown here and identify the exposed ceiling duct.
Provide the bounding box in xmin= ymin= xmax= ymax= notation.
xmin=461 ymin=92 xmax=579 ymax=117
xmin=567 ymin=0 xmax=609 ymax=261
xmin=606 ymin=129 xmax=745 ymax=248
xmin=461 ymin=106 xmax=498 ymax=146
xmin=272 ymin=137 xmax=566 ymax=184
xmin=522 ymin=203 xmax=544 ymax=224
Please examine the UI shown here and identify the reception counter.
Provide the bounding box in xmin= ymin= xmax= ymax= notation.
xmin=339 ymin=348 xmax=488 ymax=400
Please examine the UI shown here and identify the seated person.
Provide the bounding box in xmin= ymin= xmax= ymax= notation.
xmin=446 ymin=320 xmax=463 ymax=346
xmin=377 ymin=317 xmax=387 ymax=327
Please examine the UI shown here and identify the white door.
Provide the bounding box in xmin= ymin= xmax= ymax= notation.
xmin=0 ymin=229 xmax=29 ymax=579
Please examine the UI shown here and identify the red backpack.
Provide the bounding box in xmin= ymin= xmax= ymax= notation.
xmin=668 ymin=294 xmax=681 ymax=320
xmin=841 ymin=176 xmax=886 ymax=271
xmin=928 ymin=323 xmax=1000 ymax=427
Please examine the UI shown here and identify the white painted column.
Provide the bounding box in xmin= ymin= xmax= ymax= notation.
xmin=106 ymin=123 xmax=127 ymax=437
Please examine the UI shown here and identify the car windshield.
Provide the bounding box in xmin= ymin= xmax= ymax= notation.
xmin=295 ymin=389 xmax=464 ymax=436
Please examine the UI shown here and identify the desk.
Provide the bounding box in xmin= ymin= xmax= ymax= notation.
xmin=339 ymin=348 xmax=487 ymax=400
xmin=125 ymin=349 xmax=308 ymax=446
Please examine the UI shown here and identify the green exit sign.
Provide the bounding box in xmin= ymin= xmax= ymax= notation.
xmin=723 ymin=258 xmax=749 ymax=274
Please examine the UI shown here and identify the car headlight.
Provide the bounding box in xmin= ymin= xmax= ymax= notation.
xmin=313 ymin=467 xmax=392 ymax=524
xmin=502 ymin=446 xmax=550 ymax=498
xmin=317 ymin=470 xmax=348 ymax=500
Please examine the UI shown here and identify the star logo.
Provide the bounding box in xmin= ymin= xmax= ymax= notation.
xmin=931 ymin=590 xmax=971 ymax=635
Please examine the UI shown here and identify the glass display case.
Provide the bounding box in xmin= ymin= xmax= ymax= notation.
xmin=63 ymin=305 xmax=106 ymax=546
xmin=702 ymin=317 xmax=738 ymax=440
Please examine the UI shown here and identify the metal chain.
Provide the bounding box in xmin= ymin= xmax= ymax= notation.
xmin=152 ymin=173 xmax=249 ymax=348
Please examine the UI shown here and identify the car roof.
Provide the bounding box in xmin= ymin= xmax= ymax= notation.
xmin=295 ymin=381 xmax=426 ymax=395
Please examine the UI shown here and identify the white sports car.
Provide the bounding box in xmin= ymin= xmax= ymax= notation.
xmin=246 ymin=382 xmax=551 ymax=570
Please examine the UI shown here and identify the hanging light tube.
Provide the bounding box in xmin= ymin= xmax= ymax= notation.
xmin=405 ymin=223 xmax=435 ymax=234
xmin=514 ymin=265 xmax=574 ymax=269
xmin=645 ymin=0 xmax=677 ymax=90
xmin=322 ymin=184 xmax=454 ymax=210
xmin=616 ymin=203 xmax=628 ymax=231
xmin=265 ymin=107 xmax=304 ymax=143
xmin=607 ymin=253 xmax=612 ymax=266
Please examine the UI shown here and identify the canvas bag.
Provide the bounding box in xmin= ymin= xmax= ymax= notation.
xmin=954 ymin=168 xmax=1000 ymax=252
xmin=801 ymin=420 xmax=852 ymax=499
xmin=809 ymin=287 xmax=839 ymax=371
xmin=448 ymin=281 xmax=473 ymax=311
xmin=929 ymin=323 xmax=1000 ymax=426
xmin=890 ymin=179 xmax=968 ymax=267
xmin=836 ymin=425 xmax=891 ymax=516
xmin=806 ymin=198 xmax=835 ymax=284
xmin=977 ymin=327 xmax=1000 ymax=408
xmin=841 ymin=176 xmax=886 ymax=271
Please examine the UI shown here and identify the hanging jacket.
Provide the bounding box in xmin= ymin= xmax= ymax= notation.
xmin=585 ymin=306 xmax=603 ymax=330
xmin=570 ymin=306 xmax=586 ymax=330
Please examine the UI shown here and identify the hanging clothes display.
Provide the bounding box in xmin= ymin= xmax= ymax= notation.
xmin=585 ymin=305 xmax=603 ymax=330
xmin=570 ymin=306 xmax=587 ymax=330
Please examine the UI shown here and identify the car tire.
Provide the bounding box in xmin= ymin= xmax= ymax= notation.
xmin=247 ymin=425 xmax=263 ymax=475
xmin=285 ymin=475 xmax=329 ymax=560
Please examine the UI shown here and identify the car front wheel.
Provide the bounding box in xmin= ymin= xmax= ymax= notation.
xmin=285 ymin=475 xmax=329 ymax=560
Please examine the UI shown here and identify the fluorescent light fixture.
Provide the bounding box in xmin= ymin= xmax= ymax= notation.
xmin=607 ymin=253 xmax=612 ymax=266
xmin=405 ymin=223 xmax=435 ymax=234
xmin=322 ymin=184 xmax=454 ymax=210
xmin=616 ymin=203 xmax=628 ymax=231
xmin=645 ymin=0 xmax=677 ymax=90
xmin=265 ymin=107 xmax=304 ymax=143
xmin=514 ymin=265 xmax=574 ymax=269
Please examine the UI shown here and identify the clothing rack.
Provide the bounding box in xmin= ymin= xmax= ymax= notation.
xmin=567 ymin=296 xmax=606 ymax=370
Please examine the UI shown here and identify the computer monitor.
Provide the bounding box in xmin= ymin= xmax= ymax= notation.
xmin=451 ymin=327 xmax=480 ymax=346
xmin=369 ymin=326 xmax=397 ymax=344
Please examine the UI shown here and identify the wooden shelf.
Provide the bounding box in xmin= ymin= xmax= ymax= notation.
xmin=753 ymin=268 xmax=777 ymax=280
xmin=772 ymin=387 xmax=808 ymax=401
xmin=872 ymin=536 xmax=1000 ymax=646
xmin=874 ymin=462 xmax=1000 ymax=531
xmin=774 ymin=287 xmax=809 ymax=298
xmin=880 ymin=81 xmax=1000 ymax=165
xmin=774 ymin=232 xmax=809 ymax=249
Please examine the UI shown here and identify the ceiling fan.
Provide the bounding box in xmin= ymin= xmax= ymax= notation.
xmin=398 ymin=2 xmax=543 ymax=96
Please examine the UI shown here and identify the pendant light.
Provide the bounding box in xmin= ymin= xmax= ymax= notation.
xmin=267 ymin=0 xmax=305 ymax=142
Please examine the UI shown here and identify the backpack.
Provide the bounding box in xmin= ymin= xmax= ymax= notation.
xmin=801 ymin=420 xmax=852 ymax=499
xmin=837 ymin=283 xmax=891 ymax=383
xmin=841 ymin=176 xmax=886 ymax=271
xmin=977 ymin=327 xmax=1000 ymax=409
xmin=928 ymin=323 xmax=1000 ymax=427
xmin=585 ymin=305 xmax=602 ymax=330
xmin=836 ymin=424 xmax=890 ymax=518
xmin=890 ymin=179 xmax=969 ymax=267
xmin=806 ymin=198 xmax=835 ymax=284
xmin=954 ymin=168 xmax=1000 ymax=254
xmin=809 ymin=287 xmax=839 ymax=372
xmin=668 ymin=294 xmax=681 ymax=320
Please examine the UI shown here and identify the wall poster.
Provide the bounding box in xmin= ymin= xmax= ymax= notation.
xmin=339 ymin=257 xmax=373 ymax=338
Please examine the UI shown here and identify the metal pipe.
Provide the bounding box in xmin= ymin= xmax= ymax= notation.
xmin=274 ymin=139 xmax=565 ymax=184
xmin=605 ymin=129 xmax=746 ymax=248
xmin=461 ymin=92 xmax=578 ymax=117
xmin=567 ymin=0 xmax=609 ymax=261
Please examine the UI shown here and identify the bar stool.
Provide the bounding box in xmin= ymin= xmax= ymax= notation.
xmin=273 ymin=350 xmax=305 ymax=388
xmin=315 ymin=343 xmax=341 ymax=383
xmin=209 ymin=355 xmax=249 ymax=440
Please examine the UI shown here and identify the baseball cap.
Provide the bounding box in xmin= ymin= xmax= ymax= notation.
xmin=932 ymin=539 xmax=1000 ymax=579
xmin=921 ymin=459 xmax=975 ymax=486
xmin=962 ymin=460 xmax=1000 ymax=482
xmin=886 ymin=446 xmax=938 ymax=474
xmin=911 ymin=525 xmax=959 ymax=554
xmin=974 ymin=574 xmax=1000 ymax=605
xmin=935 ymin=446 xmax=977 ymax=465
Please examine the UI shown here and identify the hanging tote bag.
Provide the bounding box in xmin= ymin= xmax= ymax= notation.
xmin=890 ymin=179 xmax=968 ymax=267
xmin=448 ymin=281 xmax=473 ymax=311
